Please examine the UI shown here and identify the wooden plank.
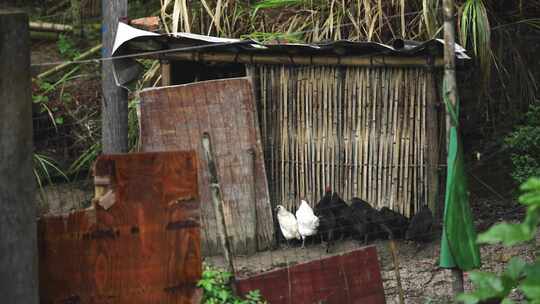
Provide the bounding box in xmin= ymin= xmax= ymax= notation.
xmin=235 ymin=246 xmax=385 ymax=304
xmin=139 ymin=78 xmax=274 ymax=255
xmin=38 ymin=152 xmax=201 ymax=304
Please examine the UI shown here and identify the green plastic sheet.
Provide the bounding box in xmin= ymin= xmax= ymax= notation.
xmin=439 ymin=80 xmax=481 ymax=271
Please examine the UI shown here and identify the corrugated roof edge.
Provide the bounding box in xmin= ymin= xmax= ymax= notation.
xmin=112 ymin=22 xmax=470 ymax=59
xmin=111 ymin=22 xmax=470 ymax=89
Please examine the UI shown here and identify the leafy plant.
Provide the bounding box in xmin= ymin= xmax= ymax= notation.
xmin=33 ymin=153 xmax=68 ymax=189
xmin=57 ymin=34 xmax=80 ymax=59
xmin=198 ymin=265 xmax=266 ymax=304
xmin=504 ymin=105 xmax=540 ymax=184
xmin=458 ymin=177 xmax=540 ymax=304
xmin=33 ymin=66 xmax=80 ymax=129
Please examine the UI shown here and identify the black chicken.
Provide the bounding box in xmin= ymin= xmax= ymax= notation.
xmin=405 ymin=205 xmax=434 ymax=242
xmin=329 ymin=192 xmax=352 ymax=240
xmin=314 ymin=188 xmax=336 ymax=253
xmin=349 ymin=198 xmax=372 ymax=243
xmin=377 ymin=207 xmax=410 ymax=239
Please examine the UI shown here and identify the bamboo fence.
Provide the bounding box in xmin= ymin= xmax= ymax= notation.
xmin=254 ymin=64 xmax=438 ymax=217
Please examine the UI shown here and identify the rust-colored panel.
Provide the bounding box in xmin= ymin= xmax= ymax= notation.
xmin=139 ymin=78 xmax=274 ymax=255
xmin=38 ymin=151 xmax=201 ymax=304
xmin=235 ymin=246 xmax=386 ymax=304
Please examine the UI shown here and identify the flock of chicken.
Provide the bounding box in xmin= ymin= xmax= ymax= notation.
xmin=275 ymin=187 xmax=434 ymax=252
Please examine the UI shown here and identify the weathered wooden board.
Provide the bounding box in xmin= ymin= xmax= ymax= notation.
xmin=38 ymin=151 xmax=201 ymax=304
xmin=139 ymin=78 xmax=274 ymax=256
xmin=236 ymin=246 xmax=386 ymax=304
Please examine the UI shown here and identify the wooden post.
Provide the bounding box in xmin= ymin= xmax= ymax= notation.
xmin=201 ymin=133 xmax=237 ymax=293
xmin=102 ymin=0 xmax=128 ymax=153
xmin=443 ymin=0 xmax=465 ymax=297
xmin=388 ymin=240 xmax=405 ymax=304
xmin=161 ymin=60 xmax=171 ymax=86
xmin=0 ymin=11 xmax=39 ymax=304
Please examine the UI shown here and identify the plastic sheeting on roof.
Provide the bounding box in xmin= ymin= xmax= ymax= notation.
xmin=112 ymin=22 xmax=469 ymax=89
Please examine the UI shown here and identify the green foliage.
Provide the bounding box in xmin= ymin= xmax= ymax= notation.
xmin=57 ymin=34 xmax=80 ymax=59
xmin=460 ymin=0 xmax=491 ymax=87
xmin=33 ymin=67 xmax=80 ymax=129
xmin=68 ymin=142 xmax=101 ymax=175
xmin=198 ymin=265 xmax=266 ymax=304
xmin=241 ymin=31 xmax=303 ymax=43
xmin=458 ymin=177 xmax=540 ymax=303
xmin=33 ymin=153 xmax=68 ymax=190
xmin=505 ymin=105 xmax=540 ymax=184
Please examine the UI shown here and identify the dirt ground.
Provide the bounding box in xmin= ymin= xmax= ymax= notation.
xmin=206 ymin=230 xmax=537 ymax=304
xmin=205 ymin=196 xmax=535 ymax=304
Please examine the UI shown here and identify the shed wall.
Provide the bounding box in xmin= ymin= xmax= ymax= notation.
xmin=254 ymin=65 xmax=439 ymax=217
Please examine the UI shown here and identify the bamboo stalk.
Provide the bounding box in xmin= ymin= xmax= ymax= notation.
xmin=392 ymin=69 xmax=403 ymax=211
xmin=368 ymin=68 xmax=377 ymax=205
xmin=29 ymin=21 xmax=73 ymax=33
xmin=421 ymin=71 xmax=428 ymax=212
xmin=36 ymin=43 xmax=101 ymax=80
xmin=351 ymin=69 xmax=358 ymax=198
xmin=389 ymin=240 xmax=405 ymax=304
xmin=345 ymin=69 xmax=352 ymax=200
xmin=382 ymin=68 xmax=393 ymax=208
xmin=378 ymin=68 xmax=387 ymax=208
xmin=309 ymin=67 xmax=316 ymax=204
xmin=398 ymin=70 xmax=408 ymax=215
xmin=414 ymin=69 xmax=421 ymax=211
xmin=322 ymin=67 xmax=328 ymax=191
xmin=201 ymin=133 xmax=237 ymax=291
xmin=161 ymin=52 xmax=445 ymax=68
xmin=361 ymin=68 xmax=369 ymax=200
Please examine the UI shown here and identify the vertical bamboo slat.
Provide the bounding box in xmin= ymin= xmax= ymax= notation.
xmin=254 ymin=64 xmax=437 ymax=219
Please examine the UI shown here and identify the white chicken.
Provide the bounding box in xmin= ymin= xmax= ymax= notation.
xmin=275 ymin=205 xmax=301 ymax=247
xmin=295 ymin=200 xmax=320 ymax=248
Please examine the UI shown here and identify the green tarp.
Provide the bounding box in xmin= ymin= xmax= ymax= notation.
xmin=439 ymin=80 xmax=482 ymax=271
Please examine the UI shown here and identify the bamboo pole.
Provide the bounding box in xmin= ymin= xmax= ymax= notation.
xmin=379 ymin=68 xmax=388 ymax=208
xmin=361 ymin=69 xmax=369 ymax=200
xmin=36 ymin=43 xmax=101 ymax=80
xmin=443 ymin=0 xmax=465 ymax=297
xmin=390 ymin=69 xmax=402 ymax=211
xmin=29 ymin=21 xmax=73 ymax=33
xmin=159 ymin=52 xmax=445 ymax=68
xmin=389 ymin=240 xmax=405 ymax=304
xmin=201 ymin=133 xmax=237 ymax=292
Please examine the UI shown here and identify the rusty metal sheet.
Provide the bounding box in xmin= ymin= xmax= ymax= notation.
xmin=235 ymin=246 xmax=386 ymax=304
xmin=139 ymin=78 xmax=274 ymax=256
xmin=38 ymin=151 xmax=201 ymax=304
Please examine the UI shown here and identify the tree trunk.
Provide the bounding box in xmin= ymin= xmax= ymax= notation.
xmin=0 ymin=11 xmax=39 ymax=304
xmin=443 ymin=0 xmax=465 ymax=298
xmin=101 ymin=0 xmax=128 ymax=153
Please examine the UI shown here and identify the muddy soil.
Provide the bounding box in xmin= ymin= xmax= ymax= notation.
xmin=206 ymin=195 xmax=534 ymax=304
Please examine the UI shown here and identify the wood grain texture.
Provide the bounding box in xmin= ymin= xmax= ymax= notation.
xmin=139 ymin=78 xmax=274 ymax=256
xmin=38 ymin=151 xmax=201 ymax=304
xmin=236 ymin=246 xmax=386 ymax=304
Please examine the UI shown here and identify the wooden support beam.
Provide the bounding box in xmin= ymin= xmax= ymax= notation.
xmin=150 ymin=52 xmax=444 ymax=68
xmin=160 ymin=60 xmax=171 ymax=86
xmin=0 ymin=11 xmax=38 ymax=304
xmin=102 ymin=0 xmax=128 ymax=153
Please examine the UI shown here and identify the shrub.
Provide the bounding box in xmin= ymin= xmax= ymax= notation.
xmin=505 ymin=105 xmax=540 ymax=184
xmin=458 ymin=177 xmax=540 ymax=304
xmin=198 ymin=265 xmax=266 ymax=304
